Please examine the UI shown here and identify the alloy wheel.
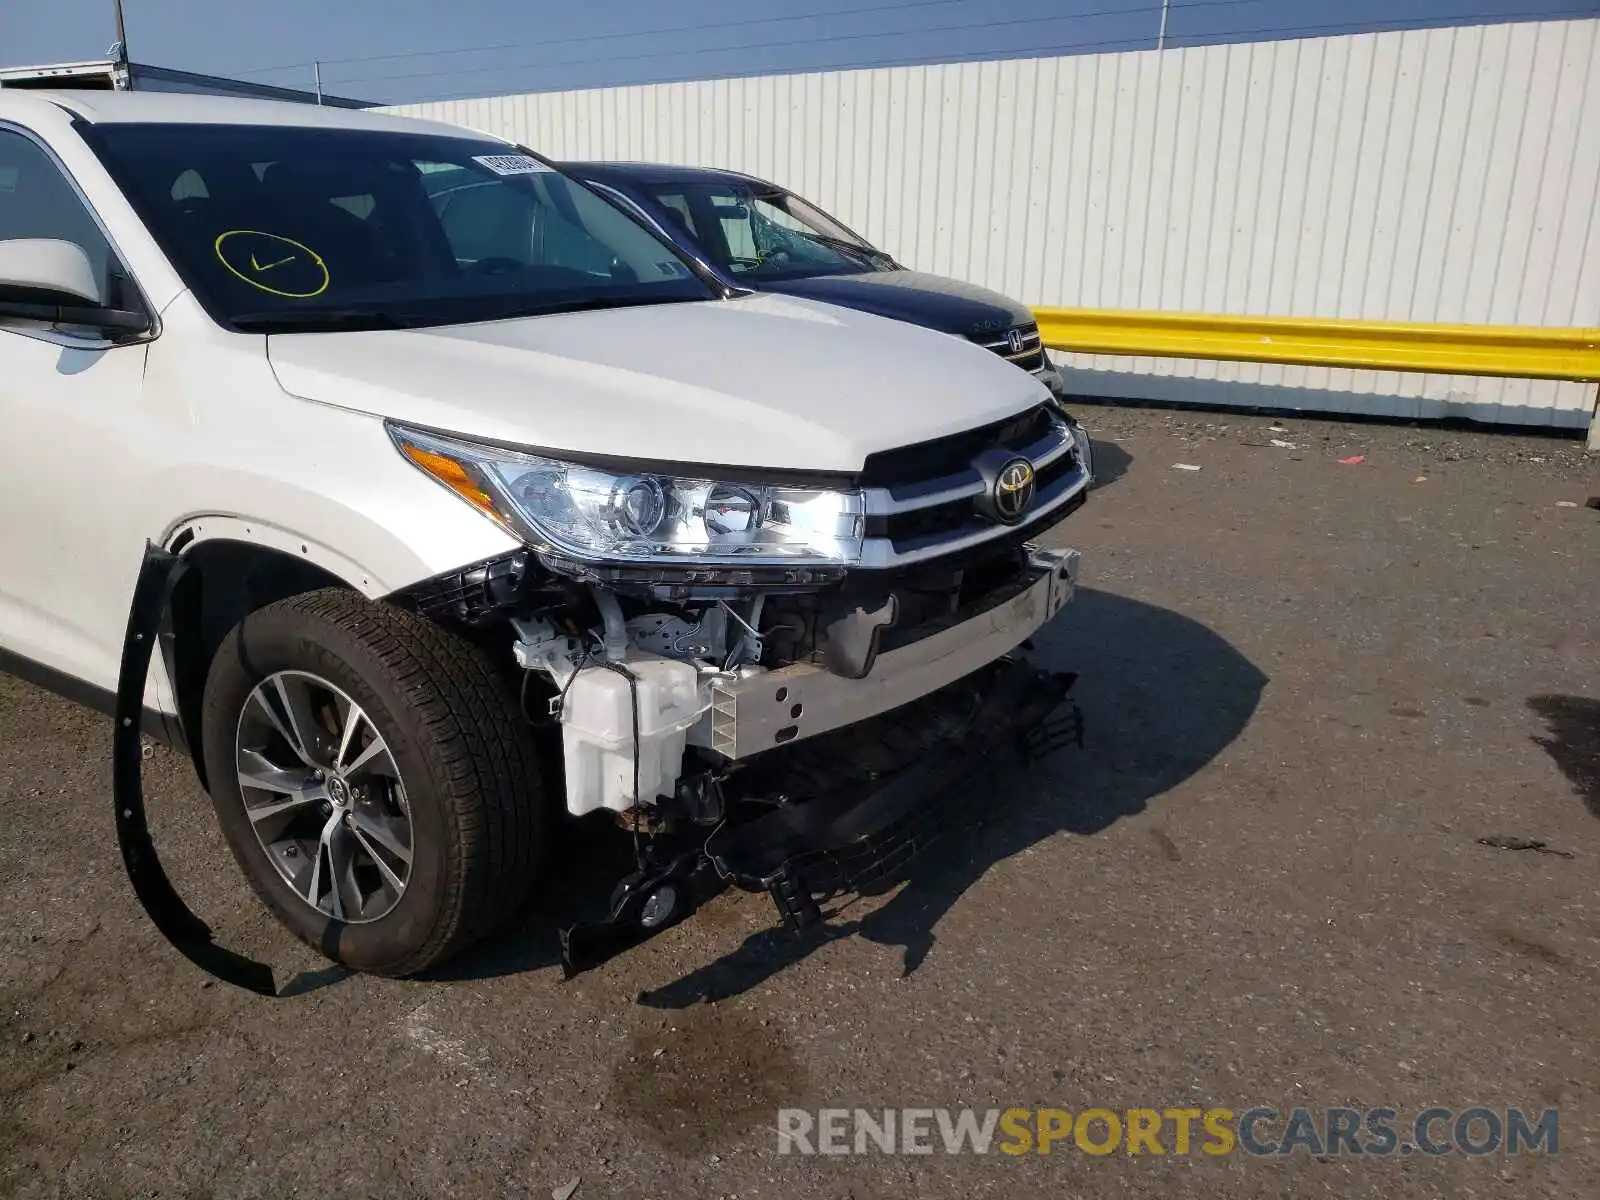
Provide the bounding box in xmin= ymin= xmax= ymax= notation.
xmin=234 ymin=670 xmax=413 ymax=923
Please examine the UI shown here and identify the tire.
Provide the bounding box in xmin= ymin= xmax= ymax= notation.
xmin=200 ymin=588 xmax=544 ymax=976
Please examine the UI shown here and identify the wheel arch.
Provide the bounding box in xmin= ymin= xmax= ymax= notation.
xmin=162 ymin=522 xmax=369 ymax=792
xmin=155 ymin=493 xmax=526 ymax=790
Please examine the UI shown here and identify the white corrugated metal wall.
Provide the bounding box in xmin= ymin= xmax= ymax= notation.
xmin=392 ymin=19 xmax=1600 ymax=428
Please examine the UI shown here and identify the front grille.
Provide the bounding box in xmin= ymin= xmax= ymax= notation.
xmin=969 ymin=322 xmax=1046 ymax=372
xmin=868 ymin=449 xmax=1080 ymax=550
xmin=856 ymin=406 xmax=1091 ymax=569
xmin=861 ymin=403 xmax=1055 ymax=489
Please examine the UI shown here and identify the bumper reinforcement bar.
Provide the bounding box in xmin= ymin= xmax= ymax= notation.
xmin=705 ymin=546 xmax=1080 ymax=760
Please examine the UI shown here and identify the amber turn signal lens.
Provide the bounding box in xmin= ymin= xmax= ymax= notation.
xmin=399 ymin=444 xmax=501 ymax=520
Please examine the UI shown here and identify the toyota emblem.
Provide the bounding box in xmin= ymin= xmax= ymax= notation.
xmin=992 ymin=457 xmax=1036 ymax=522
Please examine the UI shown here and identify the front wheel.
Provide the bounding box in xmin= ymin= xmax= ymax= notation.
xmin=200 ymin=589 xmax=544 ymax=976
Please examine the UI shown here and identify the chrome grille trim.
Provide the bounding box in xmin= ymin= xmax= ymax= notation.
xmin=857 ymin=462 xmax=1090 ymax=569
xmin=856 ymin=409 xmax=1086 ymax=567
xmin=863 ymin=476 xmax=986 ymax=515
xmin=971 ymin=325 xmax=1045 ymax=366
xmin=972 ymin=327 xmax=1042 ymax=351
xmin=1022 ymin=425 xmax=1075 ymax=469
xmin=860 ymin=419 xmax=1073 ymax=515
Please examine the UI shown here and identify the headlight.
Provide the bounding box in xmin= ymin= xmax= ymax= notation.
xmin=391 ymin=424 xmax=866 ymax=565
xmin=1069 ymin=420 xmax=1094 ymax=483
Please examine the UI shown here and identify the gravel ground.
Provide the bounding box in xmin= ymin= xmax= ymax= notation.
xmin=0 ymin=407 xmax=1596 ymax=1199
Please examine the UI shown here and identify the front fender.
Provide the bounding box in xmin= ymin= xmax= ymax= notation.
xmin=151 ymin=440 xmax=521 ymax=599
xmin=163 ymin=511 xmax=405 ymax=599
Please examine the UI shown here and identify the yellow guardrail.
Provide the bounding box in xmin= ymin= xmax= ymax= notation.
xmin=1031 ymin=308 xmax=1600 ymax=382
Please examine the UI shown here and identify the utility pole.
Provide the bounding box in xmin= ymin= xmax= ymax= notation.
xmin=313 ymin=60 xmax=324 ymax=104
xmin=1156 ymin=0 xmax=1169 ymax=51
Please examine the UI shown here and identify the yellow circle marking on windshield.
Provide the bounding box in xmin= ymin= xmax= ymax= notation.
xmin=214 ymin=230 xmax=330 ymax=299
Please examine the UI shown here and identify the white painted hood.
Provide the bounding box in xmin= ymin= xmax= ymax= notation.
xmin=266 ymin=292 xmax=1046 ymax=472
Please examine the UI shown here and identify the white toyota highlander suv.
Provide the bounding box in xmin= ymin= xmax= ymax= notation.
xmin=0 ymin=90 xmax=1090 ymax=990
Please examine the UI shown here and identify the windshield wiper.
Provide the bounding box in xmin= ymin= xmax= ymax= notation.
xmin=470 ymin=293 xmax=704 ymax=320
xmin=798 ymin=232 xmax=892 ymax=266
xmin=230 ymin=308 xmax=421 ymax=332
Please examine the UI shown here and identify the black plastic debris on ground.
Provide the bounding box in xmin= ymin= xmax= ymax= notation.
xmin=1476 ymin=835 xmax=1576 ymax=859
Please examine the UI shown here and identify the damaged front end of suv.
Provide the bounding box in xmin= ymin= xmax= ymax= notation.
xmin=114 ymin=400 xmax=1091 ymax=993
xmin=384 ymin=402 xmax=1092 ymax=972
xmin=12 ymin=92 xmax=1094 ymax=995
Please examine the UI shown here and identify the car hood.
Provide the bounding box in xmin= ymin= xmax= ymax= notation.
xmin=266 ymin=292 xmax=1045 ymax=473
xmin=758 ymin=269 xmax=1035 ymax=337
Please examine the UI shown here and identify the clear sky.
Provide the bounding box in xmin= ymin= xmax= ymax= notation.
xmin=0 ymin=0 xmax=1589 ymax=104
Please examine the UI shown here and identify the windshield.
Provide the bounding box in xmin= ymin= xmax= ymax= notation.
xmin=633 ymin=179 xmax=892 ymax=281
xmin=85 ymin=124 xmax=715 ymax=332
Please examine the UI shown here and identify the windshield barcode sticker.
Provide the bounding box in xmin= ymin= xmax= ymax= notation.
xmin=473 ymin=154 xmax=553 ymax=176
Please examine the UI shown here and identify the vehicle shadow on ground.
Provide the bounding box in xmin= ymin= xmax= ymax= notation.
xmin=1087 ymin=438 xmax=1132 ymax=489
xmin=1527 ymin=694 xmax=1600 ymax=817
xmin=433 ymin=587 xmax=1267 ymax=1000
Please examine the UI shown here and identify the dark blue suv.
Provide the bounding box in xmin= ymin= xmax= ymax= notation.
xmin=562 ymin=161 xmax=1070 ymax=403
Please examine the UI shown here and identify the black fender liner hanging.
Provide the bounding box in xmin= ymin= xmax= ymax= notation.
xmin=113 ymin=542 xmax=277 ymax=996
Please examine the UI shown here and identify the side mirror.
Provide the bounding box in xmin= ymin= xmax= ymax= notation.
xmin=0 ymin=238 xmax=101 ymax=304
xmin=0 ymin=238 xmax=150 ymax=338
